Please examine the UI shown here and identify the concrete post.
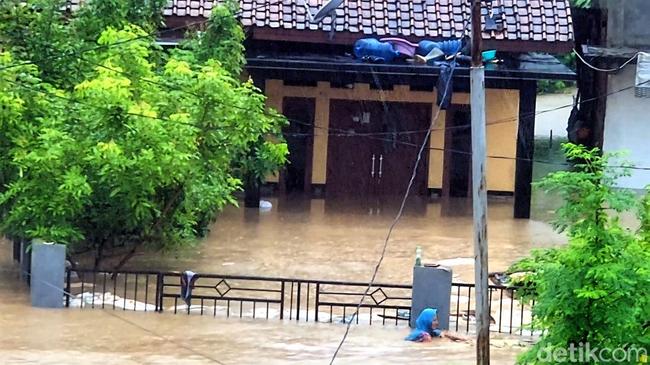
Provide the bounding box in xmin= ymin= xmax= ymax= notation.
xmin=410 ymin=265 xmax=453 ymax=330
xmin=30 ymin=241 xmax=66 ymax=308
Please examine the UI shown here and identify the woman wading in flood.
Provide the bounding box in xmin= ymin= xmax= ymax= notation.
xmin=405 ymin=308 xmax=469 ymax=342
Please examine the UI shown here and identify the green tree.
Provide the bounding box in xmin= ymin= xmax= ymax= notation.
xmin=0 ymin=0 xmax=83 ymax=87
xmin=570 ymin=0 xmax=592 ymax=8
xmin=172 ymin=1 xmax=285 ymax=207
xmin=509 ymin=144 xmax=649 ymax=364
xmin=0 ymin=1 xmax=287 ymax=268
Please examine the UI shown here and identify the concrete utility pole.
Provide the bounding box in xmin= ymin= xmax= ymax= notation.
xmin=470 ymin=0 xmax=490 ymax=364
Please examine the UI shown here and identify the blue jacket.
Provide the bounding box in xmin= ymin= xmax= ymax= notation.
xmin=405 ymin=308 xmax=442 ymax=341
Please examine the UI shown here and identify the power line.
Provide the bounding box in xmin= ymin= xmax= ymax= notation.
xmin=4 ymin=13 xmax=648 ymax=139
xmin=283 ymin=119 xmax=650 ymax=171
xmin=79 ymin=57 xmax=205 ymax=99
xmin=574 ymin=48 xmax=639 ymax=73
xmin=280 ymin=77 xmax=650 ymax=141
xmin=0 ymin=0 xmax=287 ymax=72
xmin=2 ymin=77 xmax=178 ymax=124
xmin=6 ymin=55 xmax=650 ymax=172
xmin=328 ymin=60 xmax=457 ymax=365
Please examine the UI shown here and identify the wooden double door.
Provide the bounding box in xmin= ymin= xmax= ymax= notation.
xmin=326 ymin=100 xmax=431 ymax=198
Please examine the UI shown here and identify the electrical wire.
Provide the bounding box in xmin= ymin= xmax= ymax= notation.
xmin=3 ymin=3 xmax=647 ymax=364
xmin=327 ymin=60 xmax=457 ymax=365
xmin=7 ymin=74 xmax=650 ymax=177
xmin=574 ymin=48 xmax=639 ymax=73
xmin=283 ymin=119 xmax=650 ymax=171
xmin=6 ymin=74 xmax=650 ymax=172
xmin=2 ymin=77 xmax=179 ymax=125
xmin=6 ymin=52 xmax=650 ymax=173
xmin=0 ymin=0 xmax=288 ymax=72
xmin=281 ymin=77 xmax=650 ymax=138
xmin=3 ymin=12 xmax=649 ymax=139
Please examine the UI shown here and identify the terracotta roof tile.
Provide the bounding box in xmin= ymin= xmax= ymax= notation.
xmin=66 ymin=0 xmax=573 ymax=47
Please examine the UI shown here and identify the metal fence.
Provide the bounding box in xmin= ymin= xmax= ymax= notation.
xmin=65 ymin=269 xmax=534 ymax=335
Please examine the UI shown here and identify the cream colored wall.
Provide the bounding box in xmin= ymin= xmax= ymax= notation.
xmin=486 ymin=89 xmax=519 ymax=192
xmin=433 ymin=90 xmax=519 ymax=192
xmin=428 ymin=109 xmax=446 ymax=189
xmin=265 ymin=80 xmax=519 ymax=192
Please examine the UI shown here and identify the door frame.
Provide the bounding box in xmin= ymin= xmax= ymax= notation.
xmin=280 ymin=97 xmax=315 ymax=195
xmin=442 ymin=104 xmax=472 ymax=199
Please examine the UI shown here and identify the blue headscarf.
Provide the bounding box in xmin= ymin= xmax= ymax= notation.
xmin=405 ymin=308 xmax=440 ymax=341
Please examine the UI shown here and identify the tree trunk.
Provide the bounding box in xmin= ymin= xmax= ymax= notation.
xmin=110 ymin=245 xmax=139 ymax=280
xmin=244 ymin=173 xmax=260 ymax=208
xmin=93 ymin=241 xmax=105 ymax=270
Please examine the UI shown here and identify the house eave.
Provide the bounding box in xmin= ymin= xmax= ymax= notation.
xmin=248 ymin=27 xmax=575 ymax=55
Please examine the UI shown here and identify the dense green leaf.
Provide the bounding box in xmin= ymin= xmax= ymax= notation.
xmin=0 ymin=0 xmax=287 ymax=264
xmin=509 ymin=144 xmax=650 ymax=364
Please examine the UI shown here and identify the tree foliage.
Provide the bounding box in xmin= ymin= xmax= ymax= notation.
xmin=570 ymin=0 xmax=592 ymax=8
xmin=0 ymin=1 xmax=287 ymax=266
xmin=509 ymin=144 xmax=650 ymax=364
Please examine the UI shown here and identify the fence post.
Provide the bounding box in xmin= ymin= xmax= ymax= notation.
xmin=155 ymin=272 xmax=163 ymax=313
xmin=314 ymin=283 xmax=320 ymax=323
xmin=279 ymin=281 xmax=285 ymax=320
xmin=295 ymin=282 xmax=301 ymax=321
xmin=65 ymin=269 xmax=72 ymax=307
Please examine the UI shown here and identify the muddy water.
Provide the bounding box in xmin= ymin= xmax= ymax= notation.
xmin=0 ymin=256 xmax=524 ymax=365
xmin=130 ymin=196 xmax=566 ymax=284
xmin=0 ymin=196 xmax=563 ymax=364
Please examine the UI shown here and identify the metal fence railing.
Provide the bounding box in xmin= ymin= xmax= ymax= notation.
xmin=65 ymin=269 xmax=535 ymax=335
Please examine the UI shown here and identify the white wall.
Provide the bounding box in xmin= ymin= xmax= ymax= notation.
xmin=603 ymin=66 xmax=650 ymax=189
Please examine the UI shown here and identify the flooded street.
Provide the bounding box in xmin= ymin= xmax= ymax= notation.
xmin=130 ymin=196 xmax=566 ymax=284
xmin=0 ymin=196 xmax=564 ymax=364
xmin=0 ymin=252 xmax=524 ymax=364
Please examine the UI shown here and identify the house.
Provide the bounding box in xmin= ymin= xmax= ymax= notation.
xmin=578 ymin=0 xmax=650 ymax=190
xmin=166 ymin=0 xmax=575 ymax=217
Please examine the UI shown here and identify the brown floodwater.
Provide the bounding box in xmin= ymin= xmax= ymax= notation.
xmin=129 ymin=196 xmax=566 ymax=284
xmin=0 ymin=261 xmax=525 ymax=365
xmin=0 ymin=195 xmax=565 ymax=364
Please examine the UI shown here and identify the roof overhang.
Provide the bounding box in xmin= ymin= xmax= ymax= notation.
xmin=248 ymin=27 xmax=575 ymax=55
xmin=246 ymin=53 xmax=576 ymax=83
xmin=582 ymin=45 xmax=648 ymax=61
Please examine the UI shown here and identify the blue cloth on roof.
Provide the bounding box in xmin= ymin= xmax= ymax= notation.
xmin=437 ymin=61 xmax=457 ymax=110
xmin=353 ymin=38 xmax=401 ymax=63
xmin=417 ymin=40 xmax=463 ymax=56
xmin=405 ymin=308 xmax=442 ymax=341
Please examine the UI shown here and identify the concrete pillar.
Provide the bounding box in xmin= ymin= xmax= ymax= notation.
xmin=30 ymin=241 xmax=66 ymax=308
xmin=411 ymin=265 xmax=453 ymax=330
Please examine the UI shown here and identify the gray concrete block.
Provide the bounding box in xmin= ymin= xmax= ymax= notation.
xmin=30 ymin=241 xmax=66 ymax=308
xmin=411 ymin=265 xmax=453 ymax=329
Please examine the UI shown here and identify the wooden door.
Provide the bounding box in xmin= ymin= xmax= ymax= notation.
xmin=282 ymin=97 xmax=315 ymax=194
xmin=442 ymin=107 xmax=472 ymax=198
xmin=327 ymin=100 xmax=431 ymax=198
xmin=375 ymin=102 xmax=432 ymax=197
xmin=326 ymin=100 xmax=383 ymax=197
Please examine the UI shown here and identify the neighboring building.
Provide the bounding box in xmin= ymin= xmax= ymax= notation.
xmin=580 ymin=0 xmax=650 ymax=190
xmin=127 ymin=1 xmax=577 ymax=217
